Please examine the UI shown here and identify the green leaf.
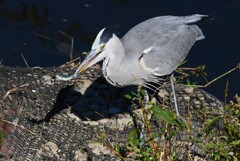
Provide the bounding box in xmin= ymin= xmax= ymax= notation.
xmin=139 ymin=89 xmax=145 ymax=96
xmin=115 ymin=143 xmax=121 ymax=153
xmin=82 ymin=51 xmax=88 ymax=56
xmin=145 ymin=147 xmax=152 ymax=154
xmin=150 ymin=105 xmax=186 ymax=130
xmin=124 ymin=94 xmax=132 ymax=100
xmin=127 ymin=129 xmax=140 ymax=147
xmin=191 ymin=137 xmax=203 ymax=144
xmin=150 ymin=105 xmax=174 ymax=122
xmin=230 ymin=140 xmax=240 ymax=145
xmin=131 ymin=91 xmax=138 ymax=97
xmin=204 ymin=116 xmax=222 ymax=132
xmin=0 ymin=130 xmax=5 ymax=147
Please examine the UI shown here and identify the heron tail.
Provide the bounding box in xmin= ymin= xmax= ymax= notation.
xmin=184 ymin=14 xmax=214 ymax=25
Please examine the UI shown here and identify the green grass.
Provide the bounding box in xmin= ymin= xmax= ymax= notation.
xmin=94 ymin=65 xmax=240 ymax=160
xmin=0 ymin=129 xmax=5 ymax=148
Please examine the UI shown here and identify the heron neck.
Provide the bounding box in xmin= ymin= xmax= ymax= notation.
xmin=107 ymin=35 xmax=126 ymax=65
xmin=102 ymin=36 xmax=126 ymax=86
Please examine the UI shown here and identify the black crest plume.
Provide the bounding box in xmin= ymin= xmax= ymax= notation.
xmin=100 ymin=25 xmax=122 ymax=43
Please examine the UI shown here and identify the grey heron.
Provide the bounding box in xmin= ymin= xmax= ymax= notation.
xmin=57 ymin=14 xmax=212 ymax=116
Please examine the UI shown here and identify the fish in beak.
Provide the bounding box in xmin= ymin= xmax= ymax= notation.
xmin=56 ymin=49 xmax=102 ymax=81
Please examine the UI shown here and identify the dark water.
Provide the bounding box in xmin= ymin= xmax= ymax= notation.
xmin=0 ymin=0 xmax=239 ymax=100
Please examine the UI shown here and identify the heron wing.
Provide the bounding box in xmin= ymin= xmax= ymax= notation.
xmin=121 ymin=15 xmax=206 ymax=56
xmin=139 ymin=24 xmax=203 ymax=76
xmin=120 ymin=14 xmax=209 ymax=76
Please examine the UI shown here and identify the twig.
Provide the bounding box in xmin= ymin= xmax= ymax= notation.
xmin=10 ymin=43 xmax=28 ymax=53
xmin=34 ymin=32 xmax=58 ymax=42
xmin=224 ymin=80 xmax=229 ymax=107
xmin=3 ymin=83 xmax=29 ymax=100
xmin=59 ymin=57 xmax=80 ymax=68
xmin=186 ymin=64 xmax=239 ymax=88
xmin=178 ymin=67 xmax=198 ymax=71
xmin=21 ymin=53 xmax=30 ymax=68
xmin=58 ymin=30 xmax=74 ymax=61
xmin=0 ymin=118 xmax=39 ymax=136
xmin=99 ymin=138 xmax=127 ymax=161
xmin=94 ymin=111 xmax=105 ymax=119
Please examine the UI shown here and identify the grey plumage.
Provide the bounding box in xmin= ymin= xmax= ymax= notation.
xmin=100 ymin=14 xmax=210 ymax=87
xmin=57 ymin=14 xmax=212 ymax=116
xmin=57 ymin=14 xmax=211 ymax=94
xmin=57 ymin=14 xmax=212 ymax=86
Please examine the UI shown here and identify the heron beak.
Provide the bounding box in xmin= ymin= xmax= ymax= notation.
xmin=56 ymin=49 xmax=101 ymax=81
xmin=73 ymin=49 xmax=100 ymax=74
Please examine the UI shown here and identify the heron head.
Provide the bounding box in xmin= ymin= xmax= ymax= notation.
xmin=75 ymin=28 xmax=116 ymax=73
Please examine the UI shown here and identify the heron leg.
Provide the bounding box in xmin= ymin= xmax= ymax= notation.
xmin=138 ymin=89 xmax=152 ymax=140
xmin=170 ymin=74 xmax=180 ymax=116
xmin=143 ymin=89 xmax=151 ymax=109
xmin=136 ymin=89 xmax=149 ymax=140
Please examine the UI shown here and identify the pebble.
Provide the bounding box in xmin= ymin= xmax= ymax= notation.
xmin=88 ymin=142 xmax=112 ymax=156
xmin=97 ymin=118 xmax=109 ymax=124
xmin=66 ymin=112 xmax=82 ymax=122
xmin=158 ymin=89 xmax=169 ymax=98
xmin=74 ymin=80 xmax=93 ymax=95
xmin=183 ymin=96 xmax=190 ymax=100
xmin=184 ymin=87 xmax=194 ymax=94
xmin=82 ymin=121 xmax=99 ymax=126
xmin=42 ymin=75 xmax=53 ymax=85
xmin=42 ymin=75 xmax=51 ymax=81
xmin=43 ymin=142 xmax=59 ymax=158
xmin=74 ymin=149 xmax=88 ymax=161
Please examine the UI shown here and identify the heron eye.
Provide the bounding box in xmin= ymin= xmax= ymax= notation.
xmin=101 ymin=44 xmax=106 ymax=50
